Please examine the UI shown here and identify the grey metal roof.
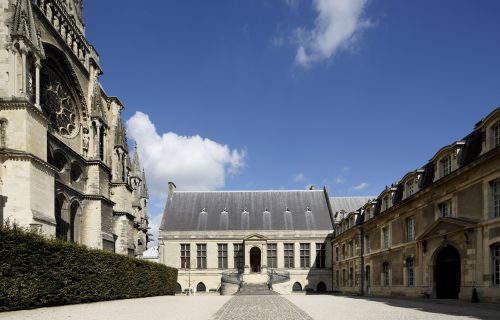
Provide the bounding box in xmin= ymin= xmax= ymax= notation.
xmin=329 ymin=197 xmax=373 ymax=214
xmin=160 ymin=189 xmax=333 ymax=232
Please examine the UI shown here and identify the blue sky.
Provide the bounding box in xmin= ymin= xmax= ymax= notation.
xmin=84 ymin=0 xmax=500 ymax=235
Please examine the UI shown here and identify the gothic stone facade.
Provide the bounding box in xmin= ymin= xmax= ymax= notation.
xmin=332 ymin=108 xmax=500 ymax=302
xmin=159 ymin=183 xmax=369 ymax=295
xmin=0 ymin=0 xmax=150 ymax=256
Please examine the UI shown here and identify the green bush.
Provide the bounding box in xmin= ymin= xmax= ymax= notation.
xmin=0 ymin=223 xmax=177 ymax=311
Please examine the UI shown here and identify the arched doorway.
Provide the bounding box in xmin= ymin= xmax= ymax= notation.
xmin=196 ymin=282 xmax=206 ymax=292
xmin=55 ymin=196 xmax=69 ymax=240
xmin=317 ymin=281 xmax=326 ymax=292
xmin=292 ymin=282 xmax=302 ymax=292
xmin=250 ymin=247 xmax=261 ymax=272
xmin=435 ymin=246 xmax=461 ymax=299
xmin=69 ymin=201 xmax=82 ymax=243
xmin=176 ymin=283 xmax=182 ymax=293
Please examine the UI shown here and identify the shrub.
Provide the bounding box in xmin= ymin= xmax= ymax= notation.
xmin=0 ymin=223 xmax=177 ymax=311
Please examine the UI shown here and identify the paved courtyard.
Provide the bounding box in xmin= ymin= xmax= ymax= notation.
xmin=1 ymin=295 xmax=500 ymax=320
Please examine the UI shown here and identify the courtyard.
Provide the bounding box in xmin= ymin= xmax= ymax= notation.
xmin=1 ymin=295 xmax=500 ymax=320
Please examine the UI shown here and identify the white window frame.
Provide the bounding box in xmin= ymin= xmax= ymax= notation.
xmin=439 ymin=199 xmax=453 ymax=217
xmin=492 ymin=122 xmax=500 ymax=149
xmin=382 ymin=227 xmax=390 ymax=249
xmin=406 ymin=216 xmax=415 ymax=242
xmin=441 ymin=155 xmax=452 ymax=177
xmin=492 ymin=179 xmax=500 ymax=218
xmin=406 ymin=179 xmax=414 ymax=198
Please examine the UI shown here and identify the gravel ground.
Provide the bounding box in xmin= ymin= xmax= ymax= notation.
xmin=286 ymin=295 xmax=500 ymax=320
xmin=0 ymin=296 xmax=231 ymax=320
xmin=2 ymin=295 xmax=500 ymax=320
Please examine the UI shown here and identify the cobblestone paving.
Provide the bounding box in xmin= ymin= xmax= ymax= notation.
xmin=211 ymin=295 xmax=313 ymax=320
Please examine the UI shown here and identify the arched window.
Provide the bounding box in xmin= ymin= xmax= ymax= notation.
xmin=0 ymin=119 xmax=7 ymax=148
xmin=406 ymin=258 xmax=414 ymax=287
xmin=292 ymin=282 xmax=302 ymax=292
xmin=69 ymin=201 xmax=81 ymax=243
xmin=70 ymin=162 xmax=83 ymax=182
xmin=176 ymin=283 xmax=182 ymax=293
xmin=196 ymin=282 xmax=206 ymax=292
xmin=317 ymin=281 xmax=326 ymax=292
xmin=52 ymin=150 xmax=67 ymax=172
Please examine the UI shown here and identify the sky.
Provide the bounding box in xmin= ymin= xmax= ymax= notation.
xmin=84 ymin=0 xmax=500 ymax=241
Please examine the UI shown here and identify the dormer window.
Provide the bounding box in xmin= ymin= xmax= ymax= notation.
xmin=441 ymin=155 xmax=452 ymax=177
xmin=493 ymin=122 xmax=500 ymax=148
xmin=406 ymin=179 xmax=414 ymax=198
xmin=365 ymin=208 xmax=371 ymax=220
xmin=382 ymin=196 xmax=389 ymax=211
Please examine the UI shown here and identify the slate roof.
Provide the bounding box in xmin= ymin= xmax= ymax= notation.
xmin=329 ymin=197 xmax=373 ymax=214
xmin=160 ymin=189 xmax=333 ymax=232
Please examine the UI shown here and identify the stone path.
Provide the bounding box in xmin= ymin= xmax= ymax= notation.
xmin=211 ymin=295 xmax=313 ymax=320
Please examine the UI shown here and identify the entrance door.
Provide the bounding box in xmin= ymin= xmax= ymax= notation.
xmin=435 ymin=246 xmax=461 ymax=299
xmin=250 ymin=247 xmax=261 ymax=272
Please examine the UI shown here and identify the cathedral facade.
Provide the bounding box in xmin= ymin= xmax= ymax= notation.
xmin=0 ymin=0 xmax=150 ymax=256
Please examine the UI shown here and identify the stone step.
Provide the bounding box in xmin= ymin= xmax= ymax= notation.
xmin=237 ymin=283 xmax=279 ymax=295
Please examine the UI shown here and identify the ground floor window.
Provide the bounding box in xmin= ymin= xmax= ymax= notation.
xmin=493 ymin=243 xmax=500 ymax=286
xmin=197 ymin=244 xmax=207 ymax=269
xmin=383 ymin=262 xmax=390 ymax=286
xmin=407 ymin=258 xmax=414 ymax=287
xmin=315 ymin=243 xmax=326 ymax=268
xmin=181 ymin=244 xmax=190 ymax=268
xmin=300 ymin=243 xmax=310 ymax=268
xmin=267 ymin=243 xmax=277 ymax=268
xmin=284 ymin=243 xmax=295 ymax=268
xmin=342 ymin=269 xmax=346 ymax=287
xmin=218 ymin=244 xmax=228 ymax=269
xmin=234 ymin=243 xmax=244 ymax=270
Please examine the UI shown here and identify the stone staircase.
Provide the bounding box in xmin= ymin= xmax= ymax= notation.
xmin=237 ymin=283 xmax=278 ymax=295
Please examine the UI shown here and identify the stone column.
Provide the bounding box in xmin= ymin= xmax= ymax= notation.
xmin=35 ymin=60 xmax=41 ymax=109
xmin=12 ymin=49 xmax=18 ymax=96
xmin=20 ymin=45 xmax=28 ymax=96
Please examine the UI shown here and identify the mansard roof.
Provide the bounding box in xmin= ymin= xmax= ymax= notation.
xmin=160 ymin=189 xmax=334 ymax=232
xmin=329 ymin=197 xmax=373 ymax=215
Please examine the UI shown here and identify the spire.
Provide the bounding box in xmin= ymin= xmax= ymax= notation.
xmin=140 ymin=168 xmax=149 ymax=199
xmin=131 ymin=142 xmax=141 ymax=177
xmin=11 ymin=0 xmax=44 ymax=57
xmin=114 ymin=116 xmax=128 ymax=152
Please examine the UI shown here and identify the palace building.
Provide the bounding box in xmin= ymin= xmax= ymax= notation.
xmin=159 ymin=182 xmax=369 ymax=294
xmin=332 ymin=107 xmax=500 ymax=302
xmin=0 ymin=0 xmax=150 ymax=256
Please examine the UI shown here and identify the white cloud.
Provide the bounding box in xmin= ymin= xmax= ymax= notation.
xmin=294 ymin=0 xmax=371 ymax=67
xmin=126 ymin=111 xmax=246 ymax=195
xmin=146 ymin=212 xmax=162 ymax=247
xmin=350 ymin=182 xmax=369 ymax=191
xmin=294 ymin=173 xmax=306 ymax=182
xmin=335 ymin=177 xmax=346 ymax=184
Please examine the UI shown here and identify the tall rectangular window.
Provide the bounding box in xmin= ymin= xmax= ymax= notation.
xmin=284 ymin=243 xmax=295 ymax=268
xmin=365 ymin=208 xmax=371 ymax=220
xmin=196 ymin=244 xmax=206 ymax=269
xmin=342 ymin=269 xmax=346 ymax=287
xmin=493 ymin=244 xmax=500 ymax=286
xmin=342 ymin=244 xmax=346 ymax=260
xmin=234 ymin=243 xmax=244 ymax=270
xmin=349 ymin=241 xmax=354 ymax=257
xmin=382 ymin=227 xmax=389 ymax=248
xmin=439 ymin=200 xmax=453 ymax=217
xmin=407 ymin=258 xmax=414 ymax=287
xmin=441 ymin=155 xmax=452 ymax=177
xmin=406 ymin=179 xmax=414 ymax=197
xmin=218 ymin=244 xmax=228 ymax=269
xmin=383 ymin=262 xmax=390 ymax=286
xmin=406 ymin=217 xmax=415 ymax=242
xmin=300 ymin=243 xmax=310 ymax=268
xmin=349 ymin=267 xmax=354 ymax=287
xmin=267 ymin=243 xmax=277 ymax=268
xmin=493 ymin=122 xmax=500 ymax=148
xmin=315 ymin=243 xmax=326 ymax=268
xmin=335 ymin=246 xmax=339 ymax=262
xmin=336 ymin=270 xmax=339 ymax=286
xmin=365 ymin=236 xmax=371 ymax=254
xmin=383 ymin=196 xmax=389 ymax=211
xmin=181 ymin=244 xmax=190 ymax=268
xmin=492 ymin=179 xmax=500 ymax=218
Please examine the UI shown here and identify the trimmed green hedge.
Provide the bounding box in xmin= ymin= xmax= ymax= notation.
xmin=0 ymin=224 xmax=177 ymax=311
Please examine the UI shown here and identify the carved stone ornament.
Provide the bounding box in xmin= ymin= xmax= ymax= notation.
xmin=40 ymin=66 xmax=79 ymax=137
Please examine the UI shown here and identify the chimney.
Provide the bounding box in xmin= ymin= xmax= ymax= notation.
xmin=168 ymin=182 xmax=177 ymax=201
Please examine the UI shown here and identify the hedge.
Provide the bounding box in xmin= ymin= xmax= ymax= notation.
xmin=0 ymin=223 xmax=177 ymax=311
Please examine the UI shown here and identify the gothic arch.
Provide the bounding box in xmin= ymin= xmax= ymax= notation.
xmin=40 ymin=43 xmax=88 ymax=136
